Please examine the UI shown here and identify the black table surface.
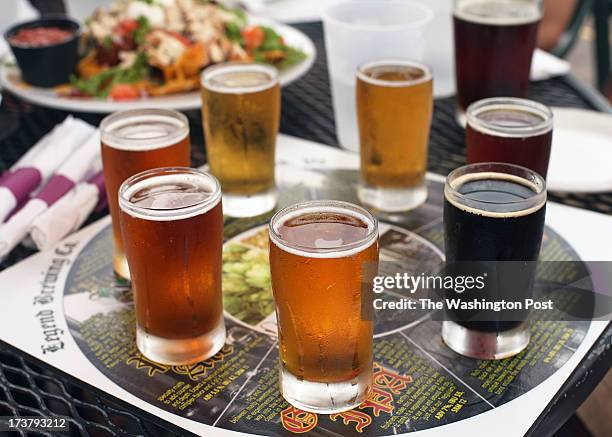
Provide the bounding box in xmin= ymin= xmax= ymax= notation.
xmin=0 ymin=21 xmax=611 ymax=437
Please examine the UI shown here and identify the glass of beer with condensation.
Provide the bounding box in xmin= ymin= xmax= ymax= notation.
xmin=118 ymin=167 xmax=225 ymax=365
xmin=356 ymin=59 xmax=433 ymax=212
xmin=269 ymin=200 xmax=379 ymax=413
xmin=100 ymin=109 xmax=191 ymax=280
xmin=201 ymin=63 xmax=280 ymax=218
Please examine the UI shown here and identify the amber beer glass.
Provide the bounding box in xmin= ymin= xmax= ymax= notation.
xmin=201 ymin=63 xmax=280 ymax=217
xmin=356 ymin=59 xmax=433 ymax=212
xmin=119 ymin=167 xmax=225 ymax=365
xmin=454 ymin=0 xmax=542 ymax=124
xmin=269 ymin=200 xmax=379 ymax=413
xmin=100 ymin=109 xmax=191 ymax=280
xmin=466 ymin=98 xmax=553 ymax=178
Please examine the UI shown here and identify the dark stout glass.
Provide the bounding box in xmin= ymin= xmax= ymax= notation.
xmin=454 ymin=0 xmax=541 ymax=114
xmin=443 ymin=162 xmax=546 ymax=359
xmin=466 ymin=98 xmax=553 ymax=178
xmin=269 ymin=200 xmax=378 ymax=413
xmin=119 ymin=167 xmax=225 ymax=365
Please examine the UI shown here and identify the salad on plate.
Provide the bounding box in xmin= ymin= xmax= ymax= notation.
xmin=57 ymin=0 xmax=306 ymax=100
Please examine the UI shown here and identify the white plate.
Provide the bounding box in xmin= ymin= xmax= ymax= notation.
xmin=0 ymin=17 xmax=315 ymax=113
xmin=547 ymin=107 xmax=612 ymax=193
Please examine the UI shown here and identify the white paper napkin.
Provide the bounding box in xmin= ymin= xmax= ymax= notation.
xmin=0 ymin=199 xmax=47 ymax=257
xmin=29 ymin=172 xmax=105 ymax=251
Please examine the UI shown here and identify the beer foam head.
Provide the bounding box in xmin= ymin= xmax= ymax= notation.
xmin=357 ymin=59 xmax=432 ymax=88
xmin=201 ymin=62 xmax=279 ymax=94
xmin=445 ymin=166 xmax=546 ymax=218
xmin=119 ymin=167 xmax=221 ymax=221
xmin=100 ymin=109 xmax=189 ymax=151
xmin=454 ymin=0 xmax=541 ymax=26
xmin=270 ymin=200 xmax=378 ymax=258
xmin=467 ymin=97 xmax=553 ymax=138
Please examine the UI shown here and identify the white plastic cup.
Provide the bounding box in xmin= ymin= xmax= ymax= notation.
xmin=412 ymin=0 xmax=455 ymax=97
xmin=323 ymin=0 xmax=433 ymax=152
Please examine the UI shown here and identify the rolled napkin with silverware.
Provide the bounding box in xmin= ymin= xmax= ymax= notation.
xmin=29 ymin=168 xmax=106 ymax=251
xmin=0 ymin=116 xmax=95 ymax=222
xmin=0 ymin=122 xmax=65 ymax=213
xmin=0 ymin=129 xmax=100 ymax=258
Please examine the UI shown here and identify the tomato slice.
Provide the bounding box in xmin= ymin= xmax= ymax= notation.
xmin=109 ymin=83 xmax=140 ymax=100
xmin=242 ymin=26 xmax=264 ymax=50
xmin=117 ymin=19 xmax=139 ymax=36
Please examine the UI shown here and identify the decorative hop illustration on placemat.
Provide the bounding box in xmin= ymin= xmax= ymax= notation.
xmin=223 ymin=233 xmax=275 ymax=326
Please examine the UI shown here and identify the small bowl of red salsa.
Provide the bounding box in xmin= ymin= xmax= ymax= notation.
xmin=5 ymin=15 xmax=80 ymax=87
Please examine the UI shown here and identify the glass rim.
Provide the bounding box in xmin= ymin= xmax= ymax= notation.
xmin=466 ymin=97 xmax=554 ymax=138
xmin=269 ymin=200 xmax=378 ymax=257
xmin=445 ymin=162 xmax=547 ymax=216
xmin=200 ymin=62 xmax=279 ymax=94
xmin=322 ymin=0 xmax=433 ymax=32
xmin=453 ymin=0 xmax=543 ymax=24
xmin=357 ymin=58 xmax=433 ymax=88
xmin=118 ymin=167 xmax=221 ymax=221
xmin=100 ymin=108 xmax=189 ymax=150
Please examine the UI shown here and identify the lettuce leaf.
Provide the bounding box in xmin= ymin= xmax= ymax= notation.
xmin=70 ymin=52 xmax=149 ymax=98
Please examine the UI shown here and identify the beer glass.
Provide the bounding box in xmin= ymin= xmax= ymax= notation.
xmin=119 ymin=167 xmax=225 ymax=365
xmin=201 ymin=62 xmax=280 ymax=218
xmin=100 ymin=109 xmax=191 ymax=280
xmin=322 ymin=1 xmax=433 ymax=151
xmin=453 ymin=0 xmax=542 ymax=124
xmin=466 ymin=97 xmax=553 ymax=178
xmin=269 ymin=200 xmax=379 ymax=413
xmin=356 ymin=59 xmax=433 ymax=212
xmin=443 ymin=162 xmax=546 ymax=359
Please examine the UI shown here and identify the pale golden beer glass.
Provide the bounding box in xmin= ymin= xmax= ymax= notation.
xmin=356 ymin=59 xmax=433 ymax=212
xmin=201 ymin=63 xmax=280 ymax=217
xmin=269 ymin=200 xmax=379 ymax=413
xmin=100 ymin=109 xmax=191 ymax=280
xmin=119 ymin=167 xmax=225 ymax=365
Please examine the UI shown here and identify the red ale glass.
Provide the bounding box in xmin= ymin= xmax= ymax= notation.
xmin=466 ymin=98 xmax=553 ymax=178
xmin=118 ymin=167 xmax=225 ymax=365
